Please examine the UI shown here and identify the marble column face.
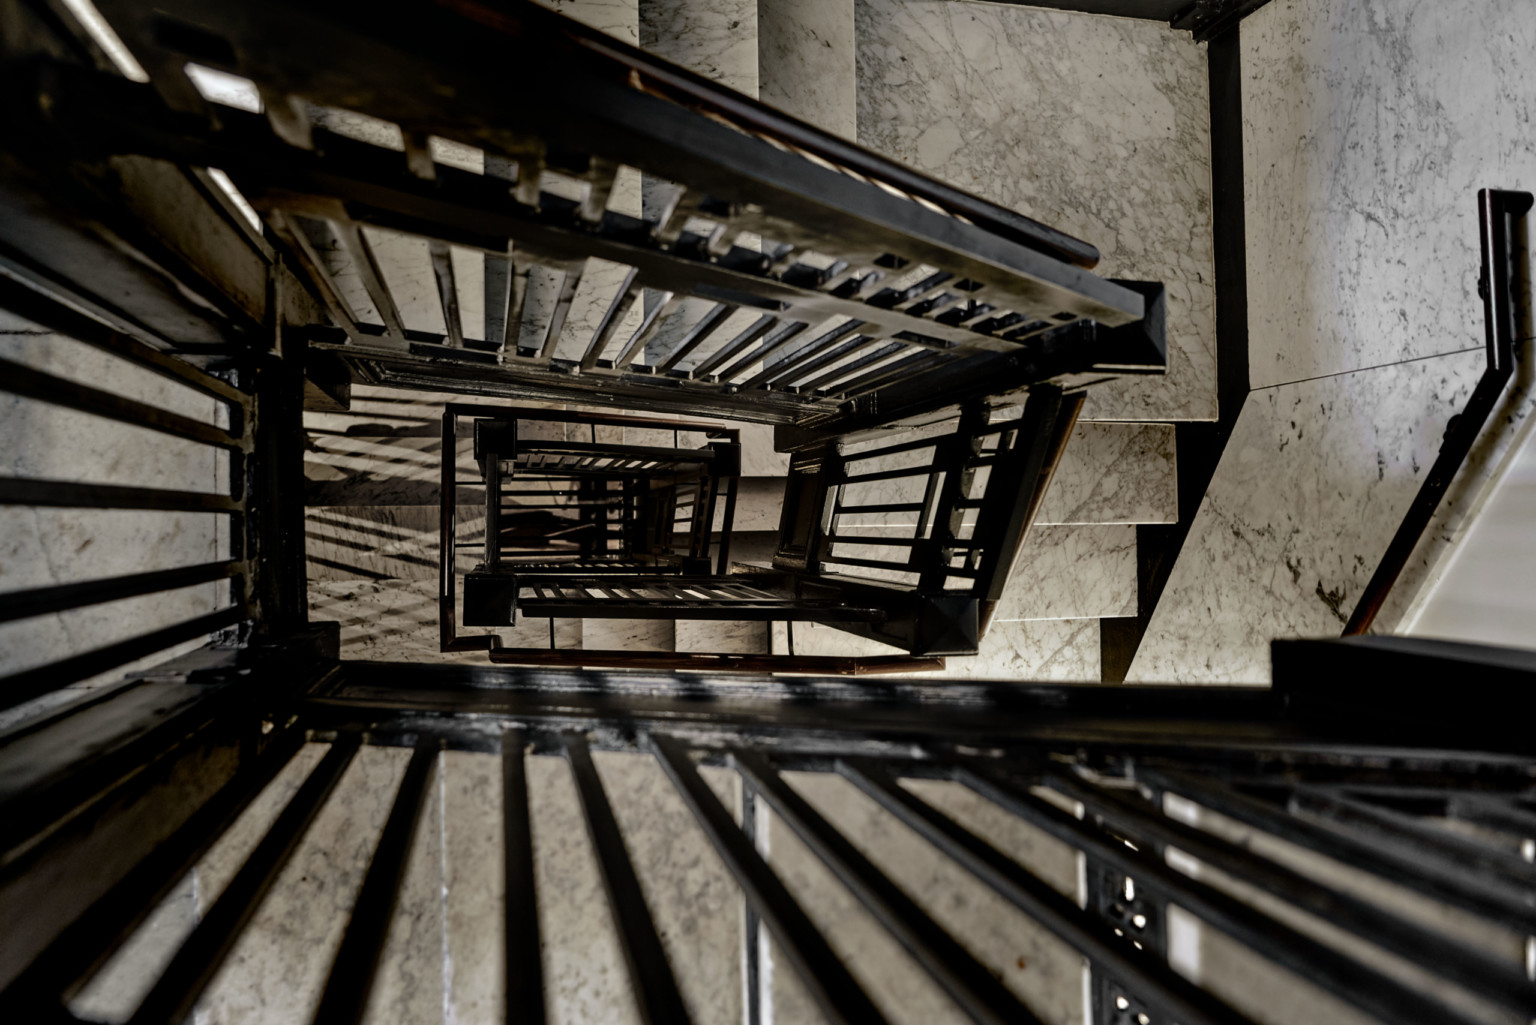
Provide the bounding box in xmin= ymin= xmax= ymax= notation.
xmin=1127 ymin=347 xmax=1485 ymax=685
xmin=759 ymin=0 xmax=856 ymax=138
xmin=855 ymin=0 xmax=1216 ymax=422
xmin=1243 ymin=0 xmax=1536 ymax=388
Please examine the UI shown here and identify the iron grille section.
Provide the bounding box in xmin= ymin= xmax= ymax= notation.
xmin=3 ymin=644 xmax=1535 ymax=1025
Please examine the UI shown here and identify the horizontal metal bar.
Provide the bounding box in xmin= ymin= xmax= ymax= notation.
xmin=0 ymin=355 xmax=241 ymax=449
xmin=311 ymin=741 xmax=438 ymax=1025
xmin=837 ymin=759 xmax=1249 ymax=1025
xmin=503 ymin=730 xmax=545 ymax=1024
xmin=730 ymin=749 xmax=1039 ymax=1025
xmin=0 ymin=477 xmax=240 ymax=512
xmin=962 ymin=764 xmax=1493 ymax=1025
xmin=833 ymin=502 xmax=924 ymax=515
xmin=650 ymin=736 xmax=889 ymax=1025
xmin=127 ymin=737 xmax=361 ymax=1025
xmin=0 ymin=270 xmax=247 ymax=407
xmin=0 ymin=606 xmax=244 ymax=713
xmin=564 ymin=733 xmax=693 ymax=1024
xmin=825 ymin=534 xmax=917 ymax=548
xmin=1046 ymin=771 xmax=1536 ymax=1018
xmin=0 ymin=561 xmax=239 ymax=623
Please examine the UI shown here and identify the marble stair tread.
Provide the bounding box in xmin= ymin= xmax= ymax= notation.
xmin=1037 ymin=422 xmax=1177 ymax=525
xmin=994 ymin=525 xmax=1137 ymax=622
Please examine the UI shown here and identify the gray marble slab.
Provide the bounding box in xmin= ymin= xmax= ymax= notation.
xmin=1038 ymin=423 xmax=1177 ymax=525
xmin=595 ymin=752 xmax=744 ymax=1023
xmin=1127 ymin=348 xmax=1486 ymax=685
xmin=1243 ymin=0 xmax=1536 ymax=388
xmin=580 ymin=617 xmax=675 ymax=652
xmin=760 ymin=0 xmax=856 ymax=139
xmin=995 ymin=525 xmax=1137 ymax=622
xmin=855 ymin=0 xmax=1215 ymax=421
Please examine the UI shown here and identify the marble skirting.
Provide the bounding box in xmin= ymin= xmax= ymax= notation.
xmin=1038 ymin=423 xmax=1177 ymax=525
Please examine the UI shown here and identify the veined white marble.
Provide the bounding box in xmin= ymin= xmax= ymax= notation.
xmin=759 ymin=0 xmax=856 ymax=139
xmin=767 ymin=773 xmax=1084 ymax=1024
xmin=642 ymin=0 xmax=758 ymax=96
xmin=1038 ymin=422 xmax=1177 ymax=525
xmin=855 ymin=0 xmax=1216 ymax=421
xmin=1243 ymin=0 xmax=1536 ymax=387
xmin=907 ymin=617 xmax=1101 ymax=681
xmin=1128 ymin=348 xmax=1486 ymax=685
xmin=996 ymin=525 xmax=1136 ymax=621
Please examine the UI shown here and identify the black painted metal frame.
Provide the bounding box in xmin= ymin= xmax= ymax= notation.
xmin=4 ymin=633 xmax=1535 ymax=1025
xmin=7 ymin=0 xmax=1167 ymax=435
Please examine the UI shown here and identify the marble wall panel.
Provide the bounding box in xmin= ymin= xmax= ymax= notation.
xmin=1243 ymin=0 xmax=1536 ymax=387
xmin=995 ymin=524 xmax=1137 ymax=622
xmin=581 ymin=617 xmax=675 ymax=652
xmin=1127 ymin=348 xmax=1485 ymax=684
xmin=759 ymin=0 xmax=856 ymax=139
xmin=1038 ymin=423 xmax=1177 ymax=525
xmin=642 ymin=0 xmax=758 ymax=96
xmin=0 ymin=316 xmax=227 ymax=687
xmin=855 ymin=0 xmax=1215 ymax=421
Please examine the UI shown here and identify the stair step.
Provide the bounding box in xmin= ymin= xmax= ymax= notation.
xmin=994 ymin=525 xmax=1136 ymax=622
xmin=1038 ymin=423 xmax=1177 ymax=525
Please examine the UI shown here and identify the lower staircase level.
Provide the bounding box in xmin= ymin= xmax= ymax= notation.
xmin=305 ymin=386 xmax=1177 ymax=680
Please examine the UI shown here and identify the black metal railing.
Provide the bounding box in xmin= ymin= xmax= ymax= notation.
xmin=5 ymin=0 xmax=1166 ymax=433
xmin=3 ymin=633 xmax=1534 ymax=1025
xmin=0 ymin=272 xmax=269 ymax=716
